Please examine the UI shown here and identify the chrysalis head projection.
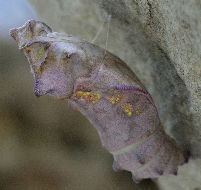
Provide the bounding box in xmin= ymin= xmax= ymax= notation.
xmin=10 ymin=20 xmax=188 ymax=183
xmin=10 ymin=20 xmax=52 ymax=49
xmin=10 ymin=20 xmax=90 ymax=99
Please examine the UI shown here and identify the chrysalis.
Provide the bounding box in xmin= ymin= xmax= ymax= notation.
xmin=10 ymin=20 xmax=188 ymax=183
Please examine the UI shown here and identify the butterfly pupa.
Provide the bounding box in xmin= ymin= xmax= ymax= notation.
xmin=10 ymin=20 xmax=188 ymax=183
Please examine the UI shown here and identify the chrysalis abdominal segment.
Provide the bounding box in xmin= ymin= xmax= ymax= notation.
xmin=10 ymin=20 xmax=188 ymax=183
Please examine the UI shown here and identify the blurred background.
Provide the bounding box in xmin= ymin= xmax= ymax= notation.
xmin=0 ymin=0 xmax=201 ymax=190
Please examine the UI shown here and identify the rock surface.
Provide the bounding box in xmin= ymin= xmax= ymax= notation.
xmin=10 ymin=0 xmax=200 ymax=189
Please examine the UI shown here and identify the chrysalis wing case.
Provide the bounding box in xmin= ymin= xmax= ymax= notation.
xmin=10 ymin=20 xmax=188 ymax=182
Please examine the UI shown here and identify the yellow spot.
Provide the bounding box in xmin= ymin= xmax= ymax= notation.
xmin=75 ymin=90 xmax=101 ymax=104
xmin=121 ymin=103 xmax=133 ymax=117
xmin=107 ymin=94 xmax=122 ymax=104
xmin=135 ymin=106 xmax=142 ymax=115
xmin=75 ymin=91 xmax=85 ymax=97
xmin=37 ymin=47 xmax=45 ymax=60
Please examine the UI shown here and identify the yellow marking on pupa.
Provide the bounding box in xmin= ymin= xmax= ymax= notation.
xmin=75 ymin=90 xmax=101 ymax=104
xmin=121 ymin=103 xmax=133 ymax=117
xmin=107 ymin=94 xmax=122 ymax=104
xmin=135 ymin=106 xmax=142 ymax=115
xmin=75 ymin=91 xmax=85 ymax=97
xmin=37 ymin=47 xmax=45 ymax=61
